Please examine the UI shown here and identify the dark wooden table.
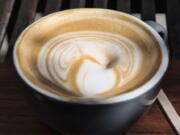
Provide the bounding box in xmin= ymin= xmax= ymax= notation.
xmin=0 ymin=0 xmax=179 ymax=134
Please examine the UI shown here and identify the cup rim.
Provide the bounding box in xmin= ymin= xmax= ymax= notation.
xmin=13 ymin=8 xmax=169 ymax=104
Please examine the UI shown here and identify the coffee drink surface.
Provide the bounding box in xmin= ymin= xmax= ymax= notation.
xmin=15 ymin=9 xmax=162 ymax=101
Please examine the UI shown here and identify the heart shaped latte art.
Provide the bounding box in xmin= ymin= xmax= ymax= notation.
xmin=37 ymin=31 xmax=142 ymax=98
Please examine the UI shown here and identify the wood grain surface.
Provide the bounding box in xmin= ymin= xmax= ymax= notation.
xmin=0 ymin=57 xmax=178 ymax=134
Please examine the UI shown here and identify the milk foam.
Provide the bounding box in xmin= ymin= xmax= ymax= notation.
xmin=38 ymin=31 xmax=142 ymax=97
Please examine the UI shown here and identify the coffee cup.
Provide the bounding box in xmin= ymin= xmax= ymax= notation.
xmin=13 ymin=9 xmax=169 ymax=134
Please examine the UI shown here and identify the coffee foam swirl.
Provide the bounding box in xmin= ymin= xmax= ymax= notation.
xmin=38 ymin=31 xmax=142 ymax=97
xmin=15 ymin=9 xmax=162 ymax=102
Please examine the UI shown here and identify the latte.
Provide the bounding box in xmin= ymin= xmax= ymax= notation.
xmin=14 ymin=9 xmax=162 ymax=100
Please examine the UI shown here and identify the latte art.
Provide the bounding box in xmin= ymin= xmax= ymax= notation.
xmin=14 ymin=9 xmax=162 ymax=101
xmin=38 ymin=31 xmax=142 ymax=97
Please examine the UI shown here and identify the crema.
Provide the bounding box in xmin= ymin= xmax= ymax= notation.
xmin=15 ymin=9 xmax=161 ymax=100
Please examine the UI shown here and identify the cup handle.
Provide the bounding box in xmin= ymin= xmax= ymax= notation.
xmin=145 ymin=21 xmax=167 ymax=43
